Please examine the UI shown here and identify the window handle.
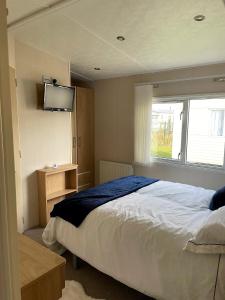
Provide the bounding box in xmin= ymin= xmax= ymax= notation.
xmin=178 ymin=152 xmax=181 ymax=160
xmin=180 ymin=111 xmax=183 ymax=120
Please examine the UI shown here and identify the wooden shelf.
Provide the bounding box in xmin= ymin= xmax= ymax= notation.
xmin=47 ymin=188 xmax=77 ymax=200
xmin=40 ymin=164 xmax=78 ymax=175
xmin=37 ymin=164 xmax=78 ymax=227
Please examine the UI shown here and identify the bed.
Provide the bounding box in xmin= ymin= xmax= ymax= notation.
xmin=43 ymin=178 xmax=225 ymax=300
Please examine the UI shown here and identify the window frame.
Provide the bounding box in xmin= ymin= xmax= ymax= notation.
xmin=152 ymin=93 xmax=225 ymax=171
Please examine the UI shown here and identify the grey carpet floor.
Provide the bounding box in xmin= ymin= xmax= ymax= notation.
xmin=25 ymin=228 xmax=153 ymax=300
xmin=64 ymin=251 xmax=152 ymax=300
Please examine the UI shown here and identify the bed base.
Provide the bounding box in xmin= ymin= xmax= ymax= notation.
xmin=72 ymin=254 xmax=80 ymax=269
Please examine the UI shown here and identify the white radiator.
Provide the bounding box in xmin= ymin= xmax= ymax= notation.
xmin=99 ymin=160 xmax=134 ymax=184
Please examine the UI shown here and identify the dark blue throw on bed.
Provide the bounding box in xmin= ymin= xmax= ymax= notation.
xmin=50 ymin=175 xmax=159 ymax=227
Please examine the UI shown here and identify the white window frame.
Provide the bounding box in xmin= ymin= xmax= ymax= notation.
xmin=152 ymin=93 xmax=225 ymax=172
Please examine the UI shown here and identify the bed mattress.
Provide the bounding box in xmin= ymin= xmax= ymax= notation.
xmin=43 ymin=180 xmax=225 ymax=300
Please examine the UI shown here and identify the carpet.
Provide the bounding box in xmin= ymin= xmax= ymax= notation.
xmin=60 ymin=281 xmax=105 ymax=300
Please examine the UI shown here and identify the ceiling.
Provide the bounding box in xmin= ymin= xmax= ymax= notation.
xmin=7 ymin=0 xmax=225 ymax=80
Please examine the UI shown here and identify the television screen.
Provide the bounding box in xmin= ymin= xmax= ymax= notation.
xmin=44 ymin=83 xmax=75 ymax=112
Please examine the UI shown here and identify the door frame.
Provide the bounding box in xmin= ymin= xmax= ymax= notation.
xmin=9 ymin=66 xmax=23 ymax=233
xmin=0 ymin=0 xmax=21 ymax=299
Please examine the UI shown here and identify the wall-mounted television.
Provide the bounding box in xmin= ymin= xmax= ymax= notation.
xmin=43 ymin=83 xmax=75 ymax=112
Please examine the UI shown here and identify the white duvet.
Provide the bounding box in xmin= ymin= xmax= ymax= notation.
xmin=43 ymin=181 xmax=225 ymax=300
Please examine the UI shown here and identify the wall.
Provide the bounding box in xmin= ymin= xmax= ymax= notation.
xmin=15 ymin=41 xmax=72 ymax=230
xmin=94 ymin=63 xmax=225 ymax=189
xmin=7 ymin=33 xmax=15 ymax=68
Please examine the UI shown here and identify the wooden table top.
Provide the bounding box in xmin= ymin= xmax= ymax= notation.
xmin=19 ymin=234 xmax=66 ymax=289
xmin=38 ymin=164 xmax=78 ymax=174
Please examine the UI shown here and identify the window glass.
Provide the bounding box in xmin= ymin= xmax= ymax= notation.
xmin=187 ymin=99 xmax=225 ymax=166
xmin=151 ymin=102 xmax=183 ymax=159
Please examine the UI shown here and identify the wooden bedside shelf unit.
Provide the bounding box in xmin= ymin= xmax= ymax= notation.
xmin=37 ymin=164 xmax=78 ymax=227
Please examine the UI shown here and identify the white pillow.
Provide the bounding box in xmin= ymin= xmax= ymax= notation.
xmin=184 ymin=206 xmax=225 ymax=254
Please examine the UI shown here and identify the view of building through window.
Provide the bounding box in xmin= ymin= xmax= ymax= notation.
xmin=151 ymin=98 xmax=225 ymax=166
xmin=187 ymin=99 xmax=225 ymax=166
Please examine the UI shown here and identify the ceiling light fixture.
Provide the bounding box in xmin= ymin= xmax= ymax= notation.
xmin=194 ymin=15 xmax=205 ymax=22
xmin=214 ymin=77 xmax=225 ymax=82
xmin=94 ymin=67 xmax=101 ymax=71
xmin=117 ymin=36 xmax=125 ymax=41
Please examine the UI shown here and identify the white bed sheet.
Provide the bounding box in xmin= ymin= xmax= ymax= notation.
xmin=43 ymin=181 xmax=225 ymax=300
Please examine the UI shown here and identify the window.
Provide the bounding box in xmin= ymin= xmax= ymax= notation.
xmin=151 ymin=102 xmax=183 ymax=159
xmin=151 ymin=96 xmax=225 ymax=168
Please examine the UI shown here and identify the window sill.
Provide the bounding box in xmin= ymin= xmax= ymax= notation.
xmin=134 ymin=159 xmax=225 ymax=174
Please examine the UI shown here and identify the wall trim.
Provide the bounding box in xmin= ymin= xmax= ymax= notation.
xmin=0 ymin=0 xmax=21 ymax=299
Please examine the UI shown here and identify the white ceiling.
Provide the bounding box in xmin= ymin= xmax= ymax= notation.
xmin=7 ymin=0 xmax=225 ymax=80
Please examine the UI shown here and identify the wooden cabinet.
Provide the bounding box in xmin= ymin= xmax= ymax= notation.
xmin=19 ymin=234 xmax=65 ymax=300
xmin=37 ymin=164 xmax=78 ymax=227
xmin=73 ymin=87 xmax=94 ymax=191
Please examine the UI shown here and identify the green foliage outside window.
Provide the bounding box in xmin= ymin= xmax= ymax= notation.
xmin=151 ymin=117 xmax=173 ymax=158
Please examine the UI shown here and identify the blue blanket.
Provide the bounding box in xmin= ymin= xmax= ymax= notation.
xmin=50 ymin=175 xmax=159 ymax=227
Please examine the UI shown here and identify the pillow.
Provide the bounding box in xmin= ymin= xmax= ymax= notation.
xmin=209 ymin=186 xmax=225 ymax=210
xmin=184 ymin=206 xmax=225 ymax=254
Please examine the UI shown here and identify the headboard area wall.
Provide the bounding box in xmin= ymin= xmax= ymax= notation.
xmin=15 ymin=41 xmax=72 ymax=230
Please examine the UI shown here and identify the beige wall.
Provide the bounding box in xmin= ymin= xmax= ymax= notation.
xmin=7 ymin=33 xmax=15 ymax=68
xmin=15 ymin=41 xmax=72 ymax=230
xmin=94 ymin=63 xmax=225 ymax=189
